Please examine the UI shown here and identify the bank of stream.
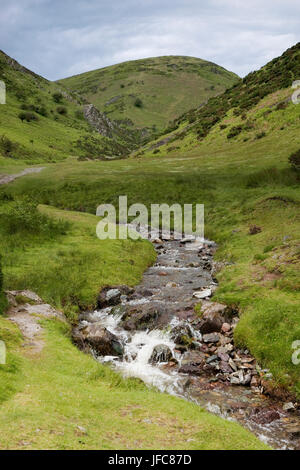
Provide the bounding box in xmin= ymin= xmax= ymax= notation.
xmin=73 ymin=231 xmax=300 ymax=450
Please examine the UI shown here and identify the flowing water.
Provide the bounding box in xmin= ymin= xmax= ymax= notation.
xmin=77 ymin=232 xmax=300 ymax=450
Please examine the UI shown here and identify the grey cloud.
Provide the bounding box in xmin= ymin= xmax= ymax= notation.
xmin=0 ymin=0 xmax=299 ymax=80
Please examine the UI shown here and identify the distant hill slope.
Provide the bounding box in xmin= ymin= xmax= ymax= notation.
xmin=138 ymin=43 xmax=300 ymax=157
xmin=0 ymin=51 xmax=142 ymax=164
xmin=57 ymin=56 xmax=239 ymax=131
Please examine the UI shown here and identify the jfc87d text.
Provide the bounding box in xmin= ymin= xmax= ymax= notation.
xmin=150 ymin=455 xmax=192 ymax=466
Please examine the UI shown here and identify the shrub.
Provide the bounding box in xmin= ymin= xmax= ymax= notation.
xmin=18 ymin=111 xmax=39 ymax=122
xmin=227 ymin=126 xmax=243 ymax=139
xmin=18 ymin=112 xmax=27 ymax=122
xmin=289 ymin=149 xmax=300 ymax=171
xmin=56 ymin=106 xmax=67 ymax=115
xmin=134 ymin=98 xmax=143 ymax=108
xmin=52 ymin=92 xmax=63 ymax=103
xmin=255 ymin=131 xmax=266 ymax=140
xmin=0 ymin=199 xmax=70 ymax=237
xmin=0 ymin=135 xmax=18 ymax=155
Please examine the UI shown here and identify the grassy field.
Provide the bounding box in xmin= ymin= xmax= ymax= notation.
xmin=1 ymin=110 xmax=299 ymax=396
xmin=0 ymin=203 xmax=156 ymax=321
xmin=0 ymin=44 xmax=299 ymax=449
xmin=0 ymin=202 xmax=267 ymax=450
xmin=58 ymin=56 xmax=239 ymax=130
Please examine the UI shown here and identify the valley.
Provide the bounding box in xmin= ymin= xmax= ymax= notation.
xmin=0 ymin=43 xmax=299 ymax=450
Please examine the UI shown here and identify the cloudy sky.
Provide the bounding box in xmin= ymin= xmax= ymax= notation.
xmin=0 ymin=0 xmax=299 ymax=80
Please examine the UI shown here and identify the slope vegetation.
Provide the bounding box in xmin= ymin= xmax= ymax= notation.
xmin=138 ymin=43 xmax=300 ymax=156
xmin=0 ymin=51 xmax=141 ymax=164
xmin=3 ymin=44 xmax=299 ymax=397
xmin=58 ymin=56 xmax=239 ymax=131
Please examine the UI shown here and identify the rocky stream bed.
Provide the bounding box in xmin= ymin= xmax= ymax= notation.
xmin=73 ymin=233 xmax=300 ymax=450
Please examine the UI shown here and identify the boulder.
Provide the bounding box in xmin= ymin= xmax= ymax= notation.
xmin=179 ymin=351 xmax=214 ymax=376
xmin=203 ymin=333 xmax=220 ymax=343
xmin=97 ymin=285 xmax=133 ymax=308
xmin=221 ymin=323 xmax=231 ymax=333
xmin=181 ymin=350 xmax=206 ymax=366
xmin=149 ymin=344 xmax=174 ymax=364
xmin=121 ymin=306 xmax=160 ymax=331
xmin=81 ymin=323 xmax=123 ymax=356
xmin=170 ymin=323 xmax=194 ymax=346
xmin=197 ymin=301 xmax=228 ymax=334
xmin=179 ymin=351 xmax=206 ymax=375
xmin=193 ymin=289 xmax=212 ymax=299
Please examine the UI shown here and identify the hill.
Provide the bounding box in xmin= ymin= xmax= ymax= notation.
xmin=0 ymin=50 xmax=142 ymax=164
xmin=138 ymin=43 xmax=300 ymax=156
xmin=0 ymin=44 xmax=299 ymax=448
xmin=58 ymin=56 xmax=239 ymax=131
xmin=2 ymin=44 xmax=299 ymax=398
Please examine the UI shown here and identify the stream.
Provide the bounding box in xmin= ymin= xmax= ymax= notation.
xmin=74 ymin=229 xmax=300 ymax=450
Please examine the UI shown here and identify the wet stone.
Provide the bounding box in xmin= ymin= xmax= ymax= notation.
xmin=149 ymin=344 xmax=174 ymax=364
xmin=203 ymin=333 xmax=219 ymax=343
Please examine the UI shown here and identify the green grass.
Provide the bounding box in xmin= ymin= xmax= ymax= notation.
xmin=0 ymin=203 xmax=156 ymax=322
xmin=58 ymin=56 xmax=239 ymax=130
xmin=0 ymin=318 xmax=268 ymax=450
xmin=0 ymin=44 xmax=299 ymax=448
xmin=0 ymin=50 xmax=141 ymax=164
xmin=1 ymin=110 xmax=299 ymax=395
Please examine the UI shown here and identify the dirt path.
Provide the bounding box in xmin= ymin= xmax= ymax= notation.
xmin=0 ymin=167 xmax=45 ymax=185
xmin=6 ymin=290 xmax=65 ymax=355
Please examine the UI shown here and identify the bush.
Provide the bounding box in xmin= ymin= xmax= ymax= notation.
xmin=56 ymin=106 xmax=68 ymax=115
xmin=289 ymin=149 xmax=300 ymax=171
xmin=134 ymin=98 xmax=143 ymax=108
xmin=52 ymin=92 xmax=63 ymax=103
xmin=18 ymin=111 xmax=39 ymax=122
xmin=255 ymin=131 xmax=266 ymax=140
xmin=227 ymin=126 xmax=243 ymax=139
xmin=20 ymin=103 xmax=48 ymax=117
xmin=0 ymin=199 xmax=70 ymax=237
xmin=0 ymin=135 xmax=16 ymax=155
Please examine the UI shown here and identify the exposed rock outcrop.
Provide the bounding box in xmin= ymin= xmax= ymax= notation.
xmin=83 ymin=104 xmax=119 ymax=138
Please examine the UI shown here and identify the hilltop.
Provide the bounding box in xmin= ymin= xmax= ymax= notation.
xmin=58 ymin=56 xmax=239 ymax=131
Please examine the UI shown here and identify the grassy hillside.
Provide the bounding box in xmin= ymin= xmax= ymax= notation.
xmin=2 ymin=44 xmax=299 ymax=398
xmin=0 ymin=44 xmax=299 ymax=449
xmin=58 ymin=56 xmax=239 ymax=131
xmin=138 ymin=43 xmax=300 ymax=156
xmin=0 ymin=51 xmax=142 ymax=164
xmin=0 ymin=203 xmax=267 ymax=450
